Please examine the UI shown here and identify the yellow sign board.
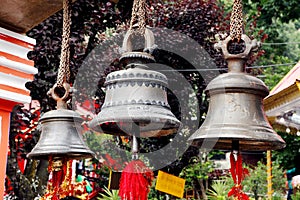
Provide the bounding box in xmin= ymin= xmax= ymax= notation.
xmin=155 ymin=170 xmax=185 ymax=198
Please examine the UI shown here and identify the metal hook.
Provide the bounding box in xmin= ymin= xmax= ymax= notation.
xmin=47 ymin=82 xmax=70 ymax=109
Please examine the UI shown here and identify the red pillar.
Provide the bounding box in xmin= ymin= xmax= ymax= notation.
xmin=0 ymin=27 xmax=36 ymax=196
xmin=0 ymin=100 xmax=18 ymax=195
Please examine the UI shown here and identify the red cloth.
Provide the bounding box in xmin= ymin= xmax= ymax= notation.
xmin=119 ymin=160 xmax=154 ymax=200
xmin=228 ymin=152 xmax=249 ymax=200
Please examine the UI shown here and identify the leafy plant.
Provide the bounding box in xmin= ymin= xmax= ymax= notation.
xmin=242 ymin=160 xmax=285 ymax=198
xmin=273 ymin=194 xmax=283 ymax=200
xmin=205 ymin=160 xmax=285 ymax=199
xmin=180 ymin=153 xmax=216 ymax=199
xmin=207 ymin=179 xmax=232 ymax=200
xmin=98 ymin=186 xmax=120 ymax=200
xmin=272 ymin=132 xmax=300 ymax=169
xmin=292 ymin=191 xmax=300 ymax=200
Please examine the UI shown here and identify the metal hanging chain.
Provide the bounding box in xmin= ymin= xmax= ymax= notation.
xmin=129 ymin=0 xmax=146 ymax=35
xmin=230 ymin=0 xmax=244 ymax=41
xmin=57 ymin=0 xmax=71 ymax=87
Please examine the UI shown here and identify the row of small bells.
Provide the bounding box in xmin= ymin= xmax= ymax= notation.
xmin=27 ymin=28 xmax=285 ymax=199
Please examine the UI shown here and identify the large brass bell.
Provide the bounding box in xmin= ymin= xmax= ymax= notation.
xmin=188 ymin=35 xmax=285 ymax=151
xmin=89 ymin=28 xmax=181 ymax=137
xmin=27 ymin=84 xmax=95 ymax=160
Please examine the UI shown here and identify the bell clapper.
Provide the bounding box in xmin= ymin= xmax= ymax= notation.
xmin=132 ymin=123 xmax=140 ymax=160
xmin=231 ymin=140 xmax=239 ymax=166
xmin=232 ymin=140 xmax=239 ymax=152
xmin=132 ymin=136 xmax=139 ymax=160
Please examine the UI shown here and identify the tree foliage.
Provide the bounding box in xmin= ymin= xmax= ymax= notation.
xmin=242 ymin=161 xmax=285 ymax=198
xmin=243 ymin=0 xmax=300 ymax=25
xmin=241 ymin=0 xmax=300 ymax=84
xmin=272 ymin=132 xmax=300 ymax=170
xmin=180 ymin=153 xmax=215 ymax=199
xmin=242 ymin=0 xmax=300 ymax=172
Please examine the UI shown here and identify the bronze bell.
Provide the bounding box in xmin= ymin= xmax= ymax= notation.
xmin=89 ymin=28 xmax=181 ymax=137
xmin=188 ymin=35 xmax=285 ymax=151
xmin=27 ymin=109 xmax=95 ymax=160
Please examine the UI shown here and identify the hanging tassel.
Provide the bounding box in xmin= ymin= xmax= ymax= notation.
xmin=119 ymin=159 xmax=154 ymax=200
xmin=228 ymin=152 xmax=249 ymax=200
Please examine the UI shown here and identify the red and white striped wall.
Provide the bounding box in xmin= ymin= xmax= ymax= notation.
xmin=0 ymin=27 xmax=36 ymax=196
xmin=0 ymin=27 xmax=37 ymax=103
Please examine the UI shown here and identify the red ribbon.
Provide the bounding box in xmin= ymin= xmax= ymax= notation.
xmin=119 ymin=160 xmax=154 ymax=200
xmin=228 ymin=152 xmax=249 ymax=200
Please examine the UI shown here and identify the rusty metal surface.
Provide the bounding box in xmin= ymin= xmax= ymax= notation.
xmin=0 ymin=0 xmax=71 ymax=33
xmin=27 ymin=109 xmax=95 ymax=160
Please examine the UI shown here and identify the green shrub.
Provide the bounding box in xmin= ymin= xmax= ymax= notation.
xmin=207 ymin=179 xmax=232 ymax=200
xmin=98 ymin=186 xmax=120 ymax=200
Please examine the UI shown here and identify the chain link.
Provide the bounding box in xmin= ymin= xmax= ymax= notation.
xmin=230 ymin=0 xmax=244 ymax=41
xmin=57 ymin=0 xmax=71 ymax=87
xmin=129 ymin=0 xmax=146 ymax=35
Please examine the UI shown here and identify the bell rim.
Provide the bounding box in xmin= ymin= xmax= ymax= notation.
xmin=89 ymin=118 xmax=181 ymax=136
xmin=27 ymin=152 xmax=95 ymax=160
xmin=188 ymin=125 xmax=286 ymax=151
xmin=189 ymin=138 xmax=286 ymax=151
xmin=27 ymin=145 xmax=95 ymax=160
xmin=89 ymin=104 xmax=181 ymax=137
xmin=91 ymin=124 xmax=180 ymax=137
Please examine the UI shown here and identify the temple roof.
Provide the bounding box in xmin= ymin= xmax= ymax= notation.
xmin=264 ymin=61 xmax=300 ymax=134
xmin=0 ymin=0 xmax=74 ymax=33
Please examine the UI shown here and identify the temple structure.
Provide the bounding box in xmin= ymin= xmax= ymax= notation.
xmin=264 ymin=62 xmax=300 ymax=134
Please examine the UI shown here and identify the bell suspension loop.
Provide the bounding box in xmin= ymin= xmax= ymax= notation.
xmin=48 ymin=0 xmax=72 ymax=110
